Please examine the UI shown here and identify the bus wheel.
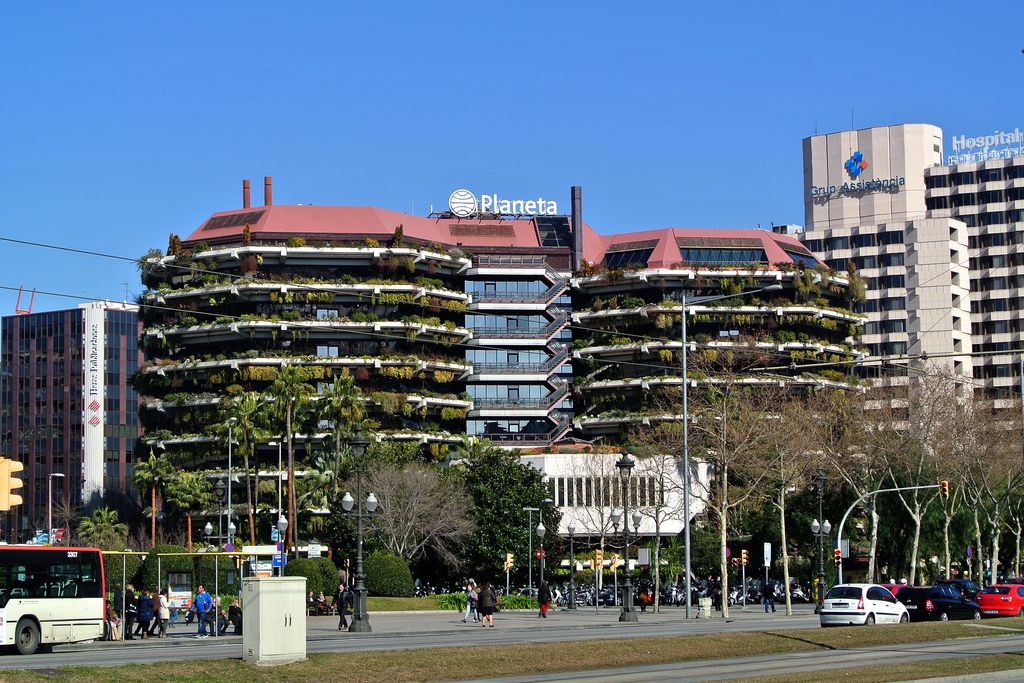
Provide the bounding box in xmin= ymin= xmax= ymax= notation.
xmin=15 ymin=619 xmax=40 ymax=655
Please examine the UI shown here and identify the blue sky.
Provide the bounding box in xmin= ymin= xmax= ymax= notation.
xmin=1 ymin=2 xmax=1022 ymax=314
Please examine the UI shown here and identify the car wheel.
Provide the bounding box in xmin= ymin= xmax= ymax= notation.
xmin=15 ymin=618 xmax=40 ymax=656
xmin=973 ymin=610 xmax=982 ymax=620
xmin=900 ymin=613 xmax=909 ymax=624
xmin=864 ymin=613 xmax=875 ymax=626
xmin=939 ymin=611 xmax=949 ymax=622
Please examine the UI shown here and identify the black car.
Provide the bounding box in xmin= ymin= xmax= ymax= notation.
xmin=898 ymin=584 xmax=981 ymax=621
xmin=936 ymin=578 xmax=983 ymax=601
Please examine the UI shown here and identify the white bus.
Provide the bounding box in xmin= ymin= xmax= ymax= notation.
xmin=0 ymin=547 xmax=106 ymax=654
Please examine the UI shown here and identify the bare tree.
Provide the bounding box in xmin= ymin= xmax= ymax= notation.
xmin=363 ymin=462 xmax=475 ymax=568
xmin=689 ymin=380 xmax=777 ymax=618
xmin=763 ymin=398 xmax=821 ymax=615
xmin=961 ymin=398 xmax=1024 ymax=586
xmin=813 ymin=388 xmax=889 ymax=582
xmin=565 ymin=450 xmax=622 ymax=593
xmin=627 ymin=420 xmax=691 ymax=612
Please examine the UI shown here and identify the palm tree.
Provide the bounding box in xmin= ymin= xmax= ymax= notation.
xmin=219 ymin=393 xmax=269 ymax=545
xmin=78 ymin=507 xmax=128 ymax=550
xmin=133 ymin=449 xmax=174 ymax=547
xmin=52 ymin=498 xmax=81 ymax=546
xmin=316 ymin=375 xmax=365 ymax=494
xmin=164 ymin=470 xmax=214 ymax=553
xmin=296 ymin=452 xmax=336 ymax=536
xmin=267 ymin=365 xmax=314 ymax=558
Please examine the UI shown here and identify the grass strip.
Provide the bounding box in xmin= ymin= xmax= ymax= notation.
xmin=3 ymin=618 xmax=1023 ymax=682
xmin=730 ymin=653 xmax=1024 ymax=682
xmin=365 ymin=597 xmax=444 ymax=611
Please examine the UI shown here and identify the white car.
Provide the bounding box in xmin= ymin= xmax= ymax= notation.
xmin=820 ymin=583 xmax=909 ymax=626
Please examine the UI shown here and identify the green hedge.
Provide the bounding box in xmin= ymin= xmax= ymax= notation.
xmin=364 ymin=552 xmax=412 ymax=597
xmin=435 ymin=592 xmax=465 ymax=611
xmin=136 ymin=545 xmax=193 ymax=591
xmin=104 ymin=554 xmax=144 ymax=590
xmin=284 ymin=557 xmax=340 ymax=596
xmin=498 ymin=594 xmax=538 ymax=610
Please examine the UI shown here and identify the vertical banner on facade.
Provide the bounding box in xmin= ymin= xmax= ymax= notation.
xmin=82 ymin=306 xmax=105 ymax=505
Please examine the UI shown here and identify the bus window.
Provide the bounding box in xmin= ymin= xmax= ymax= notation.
xmin=79 ymin=552 xmax=101 ymax=598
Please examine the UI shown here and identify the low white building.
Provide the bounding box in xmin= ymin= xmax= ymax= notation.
xmin=518 ymin=451 xmax=710 ymax=539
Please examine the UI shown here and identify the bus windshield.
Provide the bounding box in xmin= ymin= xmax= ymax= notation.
xmin=0 ymin=548 xmax=103 ymax=606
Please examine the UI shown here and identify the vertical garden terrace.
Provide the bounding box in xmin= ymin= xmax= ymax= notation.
xmin=569 ymin=233 xmax=868 ymax=443
xmin=137 ymin=229 xmax=475 ymax=468
xmin=133 ymin=195 xmax=869 ymax=496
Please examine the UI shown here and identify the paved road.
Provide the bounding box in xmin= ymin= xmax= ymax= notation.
xmin=458 ymin=634 xmax=1024 ymax=683
xmin=0 ymin=605 xmax=820 ymax=669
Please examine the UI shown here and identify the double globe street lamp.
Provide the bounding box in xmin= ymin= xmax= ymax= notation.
xmin=567 ymin=522 xmax=576 ymax=610
xmin=612 ymin=453 xmax=641 ymax=623
xmin=340 ymin=425 xmax=376 ymax=633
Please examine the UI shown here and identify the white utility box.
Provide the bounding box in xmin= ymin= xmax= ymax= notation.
xmin=242 ymin=576 xmax=307 ymax=665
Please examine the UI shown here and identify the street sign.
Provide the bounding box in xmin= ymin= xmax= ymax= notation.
xmin=272 ymin=554 xmax=287 ymax=568
xmin=726 ymin=547 xmax=731 ymax=558
xmin=967 ymin=546 xmax=973 ymax=558
xmin=224 ymin=542 xmax=235 ymax=553
xmin=308 ymin=543 xmax=322 ymax=559
xmin=535 ymin=549 xmax=546 ymax=559
xmin=763 ymin=542 xmax=771 ymax=566
xmin=637 ymin=548 xmax=650 ymax=566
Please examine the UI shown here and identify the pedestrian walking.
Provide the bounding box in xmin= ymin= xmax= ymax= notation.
xmin=762 ymin=579 xmax=776 ymax=613
xmin=461 ymin=580 xmax=478 ymax=623
xmin=194 ymin=584 xmax=213 ymax=638
xmin=137 ymin=589 xmax=154 ymax=639
xmin=158 ymin=588 xmax=170 ymax=637
xmin=538 ymin=581 xmax=551 ymax=618
xmin=477 ymin=583 xmax=496 ymax=628
xmin=333 ymin=582 xmax=350 ymax=630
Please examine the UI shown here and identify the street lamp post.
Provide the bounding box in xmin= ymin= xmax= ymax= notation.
xmin=522 ymin=507 xmax=537 ymax=593
xmin=47 ymin=472 xmax=64 ymax=545
xmin=616 ymin=453 xmax=639 ymax=623
xmin=341 ymin=426 xmax=375 ymax=633
xmin=567 ymin=522 xmax=576 ymax=610
xmin=203 ymin=522 xmax=219 ymax=638
xmin=226 ymin=418 xmax=236 ymax=549
xmin=276 ymin=515 xmax=288 ymax=576
xmin=811 ymin=468 xmax=830 ymax=614
xmin=681 ymin=283 xmax=782 ymax=619
xmin=536 ymin=522 xmax=546 ymax=586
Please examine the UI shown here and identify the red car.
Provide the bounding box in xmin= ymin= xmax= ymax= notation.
xmin=879 ymin=583 xmax=907 ymax=597
xmin=977 ymin=584 xmax=1024 ymax=617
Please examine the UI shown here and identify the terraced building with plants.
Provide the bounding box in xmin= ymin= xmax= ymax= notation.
xmin=571 ymin=228 xmax=867 ymax=442
xmin=132 ymin=180 xmax=866 ymax=543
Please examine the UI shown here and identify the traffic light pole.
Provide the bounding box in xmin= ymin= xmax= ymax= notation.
xmin=741 ymin=562 xmax=746 ymax=609
xmin=836 ymin=483 xmax=942 ymax=585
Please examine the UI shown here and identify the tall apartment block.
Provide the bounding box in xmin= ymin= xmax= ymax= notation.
xmin=800 ymin=124 xmax=973 ymax=380
xmin=925 ymin=157 xmax=1024 ymax=397
xmin=0 ymin=301 xmax=141 ymax=537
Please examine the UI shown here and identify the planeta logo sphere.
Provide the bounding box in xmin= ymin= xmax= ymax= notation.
xmin=448 ymin=189 xmax=477 ymax=217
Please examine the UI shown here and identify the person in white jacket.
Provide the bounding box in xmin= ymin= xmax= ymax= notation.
xmin=157 ymin=588 xmax=170 ymax=638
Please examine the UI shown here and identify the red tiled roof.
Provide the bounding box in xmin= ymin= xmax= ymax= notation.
xmin=185 ymin=205 xmax=818 ymax=267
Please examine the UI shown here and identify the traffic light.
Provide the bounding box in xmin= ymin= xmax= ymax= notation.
xmin=503 ymin=553 xmax=515 ymax=571
xmin=594 ymin=549 xmax=604 ymax=567
xmin=940 ymin=480 xmax=950 ymax=499
xmin=0 ymin=458 xmax=23 ymax=511
xmin=740 ymin=549 xmax=749 ymax=566
xmin=731 ymin=557 xmax=740 ymax=568
xmin=833 ymin=548 xmax=842 ymax=567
